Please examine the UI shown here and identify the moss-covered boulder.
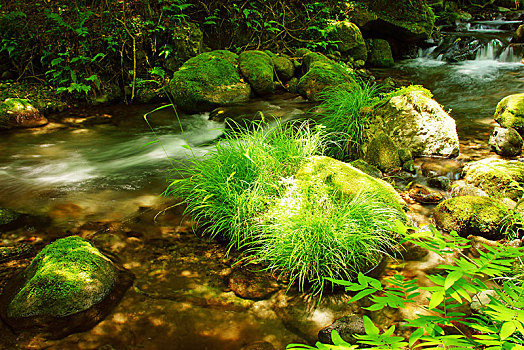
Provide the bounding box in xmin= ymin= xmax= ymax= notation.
xmin=375 ymin=90 xmax=459 ymax=157
xmin=0 ymin=236 xmax=133 ymax=336
xmin=433 ymin=196 xmax=510 ymax=240
xmin=272 ymin=55 xmax=295 ymax=82
xmin=348 ymin=0 xmax=435 ymax=42
xmin=366 ymin=39 xmax=394 ymax=67
xmin=297 ymin=58 xmax=354 ymax=102
xmin=326 ymin=21 xmax=367 ymax=62
xmin=0 ymin=98 xmax=48 ymax=129
xmin=295 ymin=156 xmax=405 ymax=212
xmin=364 ymin=133 xmax=401 ymax=173
xmin=239 ymin=51 xmax=274 ymax=96
xmin=168 ymin=50 xmax=251 ymax=113
xmin=494 ymin=93 xmax=524 ymax=135
xmin=350 ymin=159 xmax=382 ymax=178
xmin=463 ymin=158 xmax=524 ymax=201
xmin=7 ymin=236 xmax=117 ymax=318
xmin=301 ymin=52 xmax=334 ymax=72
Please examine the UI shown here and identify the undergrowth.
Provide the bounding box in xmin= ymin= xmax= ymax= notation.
xmin=287 ymin=224 xmax=524 ymax=349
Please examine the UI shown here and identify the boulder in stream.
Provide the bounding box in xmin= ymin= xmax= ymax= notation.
xmin=239 ymin=51 xmax=275 ymax=96
xmin=0 ymin=98 xmax=48 ymax=129
xmin=0 ymin=236 xmax=134 ymax=338
xmin=433 ymin=196 xmax=510 ymax=240
xmin=494 ymin=93 xmax=524 ymax=135
xmin=463 ymin=158 xmax=524 ymax=201
xmin=365 ymin=39 xmax=394 ymax=67
xmin=374 ymin=89 xmax=460 ymax=158
xmin=168 ymin=50 xmax=251 ymax=113
xmin=489 ymin=126 xmax=523 ymax=157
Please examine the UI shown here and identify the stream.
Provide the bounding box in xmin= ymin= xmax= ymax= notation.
xmin=1 ymin=18 xmax=524 ymax=350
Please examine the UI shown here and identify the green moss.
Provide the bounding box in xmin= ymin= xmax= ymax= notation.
xmin=326 ymin=21 xmax=367 ymax=62
xmin=366 ymin=39 xmax=394 ymax=68
xmin=295 ymin=156 xmax=405 ymax=213
xmin=272 ymin=56 xmax=295 ymax=82
xmin=364 ymin=133 xmax=401 ymax=173
xmin=0 ymin=208 xmax=20 ymax=225
xmin=168 ymin=50 xmax=251 ymax=113
xmin=494 ymin=93 xmax=524 ymax=134
xmin=350 ymin=159 xmax=382 ymax=178
xmin=7 ymin=236 xmax=117 ymax=318
xmin=297 ymin=61 xmax=354 ymax=101
xmin=433 ymin=196 xmax=510 ymax=239
xmin=464 ymin=158 xmax=524 ymax=201
xmin=239 ymin=50 xmax=274 ymax=96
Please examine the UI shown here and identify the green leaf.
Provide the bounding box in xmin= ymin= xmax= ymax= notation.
xmin=444 ymin=270 xmax=463 ymax=290
xmin=500 ymin=321 xmax=516 ymax=340
xmin=429 ymin=291 xmax=445 ymax=309
xmin=409 ymin=328 xmax=424 ymax=348
xmin=362 ymin=316 xmax=379 ymax=335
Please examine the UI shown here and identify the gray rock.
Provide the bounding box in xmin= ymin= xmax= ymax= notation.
xmin=428 ymin=176 xmax=451 ymax=191
xmin=471 ymin=290 xmax=498 ymax=313
xmin=489 ymin=126 xmax=523 ymax=157
xmin=318 ymin=315 xmax=365 ymax=345
xmin=375 ymin=90 xmax=459 ymax=158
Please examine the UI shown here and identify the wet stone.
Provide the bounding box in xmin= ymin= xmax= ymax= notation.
xmin=489 ymin=126 xmax=523 ymax=157
xmin=318 ymin=315 xmax=365 ymax=345
xmin=227 ymin=268 xmax=280 ymax=300
xmin=428 ymin=176 xmax=451 ymax=191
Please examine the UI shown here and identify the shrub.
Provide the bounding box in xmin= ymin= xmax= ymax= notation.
xmin=317 ymin=81 xmax=383 ymax=160
xmin=165 ymin=120 xmax=326 ymax=249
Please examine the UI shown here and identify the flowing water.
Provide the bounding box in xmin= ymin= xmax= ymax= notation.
xmin=1 ymin=19 xmax=524 ymax=350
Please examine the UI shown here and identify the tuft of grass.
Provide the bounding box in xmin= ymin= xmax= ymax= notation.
xmin=317 ymin=81 xmax=383 ymax=160
xmin=165 ymin=120 xmax=327 ymax=249
xmin=254 ymin=180 xmax=403 ymax=293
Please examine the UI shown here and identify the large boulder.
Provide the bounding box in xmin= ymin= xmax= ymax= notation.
xmin=326 ymin=21 xmax=367 ymax=62
xmin=0 ymin=98 xmax=48 ymax=129
xmin=272 ymin=55 xmax=295 ymax=82
xmin=489 ymin=126 xmax=523 ymax=157
xmin=366 ymin=39 xmax=394 ymax=67
xmin=375 ymin=90 xmax=459 ymax=158
xmin=0 ymin=236 xmax=133 ymax=337
xmin=433 ymin=196 xmax=510 ymax=240
xmin=463 ymin=158 xmax=524 ymax=201
xmin=297 ymin=54 xmax=354 ymax=102
xmin=295 ymin=156 xmax=405 ymax=211
xmin=168 ymin=50 xmax=251 ymax=113
xmin=347 ymin=0 xmax=435 ymax=42
xmin=494 ymin=93 xmax=524 ymax=135
xmin=239 ymin=51 xmax=274 ymax=96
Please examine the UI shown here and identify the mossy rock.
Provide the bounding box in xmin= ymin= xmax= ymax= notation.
xmin=366 ymin=39 xmax=394 ymax=68
xmin=272 ymin=56 xmax=295 ymax=82
xmin=326 ymin=21 xmax=367 ymax=62
xmin=239 ymin=51 xmax=274 ymax=96
xmin=297 ymin=61 xmax=354 ymax=102
xmin=494 ymin=93 xmax=524 ymax=135
xmin=0 ymin=236 xmax=134 ymax=337
xmin=350 ymin=159 xmax=382 ymax=178
xmin=364 ymin=133 xmax=401 ymax=173
xmin=0 ymin=208 xmax=20 ymax=226
xmin=168 ymin=50 xmax=251 ymax=113
xmin=172 ymin=22 xmax=204 ymax=62
xmin=349 ymin=0 xmax=435 ymax=42
xmin=295 ymin=156 xmax=405 ymax=213
xmin=463 ymin=158 xmax=524 ymax=201
xmin=433 ymin=196 xmax=510 ymax=240
xmin=301 ymin=52 xmax=333 ymax=72
xmin=6 ymin=236 xmax=118 ymax=318
xmin=0 ymin=98 xmax=48 ymax=129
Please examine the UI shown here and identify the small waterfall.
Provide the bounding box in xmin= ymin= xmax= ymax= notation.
xmin=475 ymin=39 xmax=522 ymax=62
xmin=475 ymin=39 xmax=504 ymax=60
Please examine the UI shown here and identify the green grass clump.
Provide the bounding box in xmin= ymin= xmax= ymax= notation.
xmin=317 ymin=81 xmax=382 ymax=160
xmin=255 ymin=180 xmax=402 ymax=293
xmin=165 ymin=121 xmax=326 ymax=249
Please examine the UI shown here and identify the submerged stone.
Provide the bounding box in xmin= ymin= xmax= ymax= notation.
xmin=433 ymin=196 xmax=510 ymax=240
